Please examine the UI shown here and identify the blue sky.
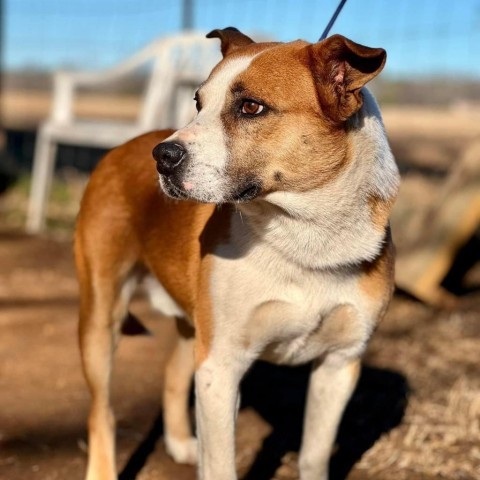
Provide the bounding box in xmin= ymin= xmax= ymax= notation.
xmin=5 ymin=0 xmax=480 ymax=79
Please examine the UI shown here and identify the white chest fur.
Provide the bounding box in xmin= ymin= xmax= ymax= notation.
xmin=208 ymin=212 xmax=376 ymax=366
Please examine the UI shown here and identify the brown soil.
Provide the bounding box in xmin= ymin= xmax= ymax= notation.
xmin=0 ymin=230 xmax=479 ymax=480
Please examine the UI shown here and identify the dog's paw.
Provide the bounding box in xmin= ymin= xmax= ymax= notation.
xmin=165 ymin=435 xmax=198 ymax=465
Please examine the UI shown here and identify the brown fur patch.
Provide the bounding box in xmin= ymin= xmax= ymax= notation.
xmin=359 ymin=228 xmax=395 ymax=317
xmin=368 ymin=193 xmax=396 ymax=231
xmin=217 ymin=41 xmax=352 ymax=196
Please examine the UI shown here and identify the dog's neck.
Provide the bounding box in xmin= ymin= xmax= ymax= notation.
xmin=237 ymin=185 xmax=386 ymax=271
xmin=237 ymin=90 xmax=399 ymax=271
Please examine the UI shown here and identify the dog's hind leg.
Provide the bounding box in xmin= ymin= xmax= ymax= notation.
xmin=163 ymin=317 xmax=197 ymax=465
xmin=78 ymin=259 xmax=137 ymax=480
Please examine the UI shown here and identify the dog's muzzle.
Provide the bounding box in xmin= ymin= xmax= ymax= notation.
xmin=153 ymin=142 xmax=187 ymax=176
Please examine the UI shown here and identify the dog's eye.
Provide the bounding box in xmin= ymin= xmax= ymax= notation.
xmin=194 ymin=91 xmax=202 ymax=112
xmin=240 ymin=100 xmax=264 ymax=116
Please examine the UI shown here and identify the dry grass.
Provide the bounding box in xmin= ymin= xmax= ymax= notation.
xmin=358 ymin=300 xmax=480 ymax=480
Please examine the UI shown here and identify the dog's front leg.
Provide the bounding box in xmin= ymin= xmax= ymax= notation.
xmin=195 ymin=350 xmax=251 ymax=480
xmin=299 ymin=358 xmax=361 ymax=480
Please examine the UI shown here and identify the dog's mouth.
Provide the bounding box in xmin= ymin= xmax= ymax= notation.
xmin=230 ymin=182 xmax=262 ymax=202
xmin=160 ymin=175 xmax=262 ymax=204
xmin=161 ymin=176 xmax=188 ymax=200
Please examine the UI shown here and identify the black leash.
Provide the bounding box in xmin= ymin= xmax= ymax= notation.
xmin=319 ymin=0 xmax=348 ymax=40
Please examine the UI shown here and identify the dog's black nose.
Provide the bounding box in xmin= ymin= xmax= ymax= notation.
xmin=152 ymin=142 xmax=187 ymax=175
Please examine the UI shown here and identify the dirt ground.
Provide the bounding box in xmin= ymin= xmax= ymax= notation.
xmin=0 ymin=229 xmax=479 ymax=480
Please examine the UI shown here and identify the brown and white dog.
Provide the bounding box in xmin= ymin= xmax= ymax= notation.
xmin=75 ymin=28 xmax=399 ymax=480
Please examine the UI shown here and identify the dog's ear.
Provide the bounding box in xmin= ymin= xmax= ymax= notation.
xmin=308 ymin=34 xmax=386 ymax=122
xmin=206 ymin=27 xmax=254 ymax=57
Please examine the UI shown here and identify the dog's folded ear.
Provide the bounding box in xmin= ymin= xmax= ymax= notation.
xmin=307 ymin=35 xmax=386 ymax=122
xmin=206 ymin=27 xmax=254 ymax=57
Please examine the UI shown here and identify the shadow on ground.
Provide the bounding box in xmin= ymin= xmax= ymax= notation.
xmin=119 ymin=362 xmax=408 ymax=480
xmin=119 ymin=413 xmax=165 ymax=480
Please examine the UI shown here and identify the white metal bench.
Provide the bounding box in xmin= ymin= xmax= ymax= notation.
xmin=26 ymin=31 xmax=220 ymax=233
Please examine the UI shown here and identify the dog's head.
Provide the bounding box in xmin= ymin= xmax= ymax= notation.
xmin=153 ymin=27 xmax=386 ymax=204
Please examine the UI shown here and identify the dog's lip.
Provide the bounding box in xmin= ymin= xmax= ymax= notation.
xmin=231 ymin=183 xmax=262 ymax=202
xmin=161 ymin=176 xmax=262 ymax=203
xmin=162 ymin=176 xmax=188 ymax=199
